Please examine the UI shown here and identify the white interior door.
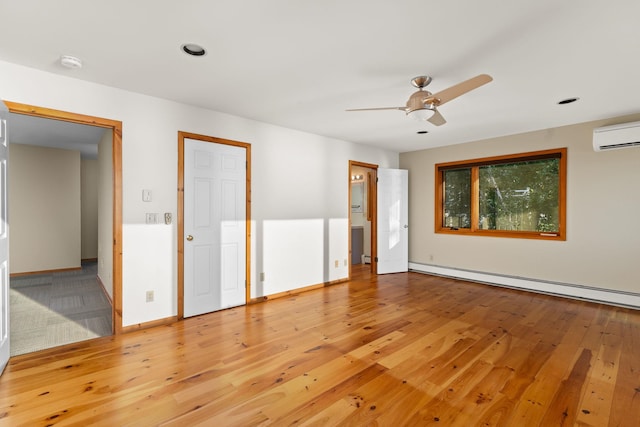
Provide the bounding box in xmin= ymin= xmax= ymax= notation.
xmin=0 ymin=102 xmax=9 ymax=374
xmin=184 ymin=138 xmax=246 ymax=317
xmin=377 ymin=168 xmax=408 ymax=274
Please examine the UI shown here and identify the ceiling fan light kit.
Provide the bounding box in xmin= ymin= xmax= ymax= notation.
xmin=347 ymin=74 xmax=493 ymax=127
xmin=408 ymin=107 xmax=435 ymax=121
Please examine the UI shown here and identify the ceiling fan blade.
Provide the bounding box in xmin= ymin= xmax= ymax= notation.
xmin=426 ymin=74 xmax=493 ymax=106
xmin=427 ymin=109 xmax=446 ymax=126
xmin=346 ymin=106 xmax=407 ymax=112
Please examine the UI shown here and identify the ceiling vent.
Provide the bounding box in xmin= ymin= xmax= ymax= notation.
xmin=593 ymin=121 xmax=640 ymax=151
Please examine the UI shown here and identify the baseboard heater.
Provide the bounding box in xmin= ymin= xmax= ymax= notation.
xmin=409 ymin=262 xmax=640 ymax=310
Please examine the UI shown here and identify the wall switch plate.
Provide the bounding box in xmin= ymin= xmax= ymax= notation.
xmin=260 ymin=272 xmax=265 ymax=281
xmin=142 ymin=189 xmax=152 ymax=202
xmin=146 ymin=290 xmax=154 ymax=302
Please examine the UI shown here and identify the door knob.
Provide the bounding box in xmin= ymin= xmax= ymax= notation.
xmin=186 ymin=235 xmax=194 ymax=241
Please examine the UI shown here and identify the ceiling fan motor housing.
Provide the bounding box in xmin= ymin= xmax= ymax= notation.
xmin=406 ymin=90 xmax=435 ymax=115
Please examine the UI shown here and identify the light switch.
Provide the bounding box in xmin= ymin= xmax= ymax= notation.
xmin=142 ymin=189 xmax=152 ymax=202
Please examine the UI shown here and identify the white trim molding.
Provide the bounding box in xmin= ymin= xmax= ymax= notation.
xmin=409 ymin=262 xmax=640 ymax=310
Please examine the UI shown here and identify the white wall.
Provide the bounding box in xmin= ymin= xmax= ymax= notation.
xmin=0 ymin=60 xmax=398 ymax=326
xmin=81 ymin=158 xmax=98 ymax=260
xmin=8 ymin=144 xmax=81 ymax=273
xmin=400 ymin=114 xmax=640 ymax=296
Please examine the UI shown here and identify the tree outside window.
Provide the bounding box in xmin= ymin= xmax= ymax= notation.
xmin=436 ymin=148 xmax=566 ymax=240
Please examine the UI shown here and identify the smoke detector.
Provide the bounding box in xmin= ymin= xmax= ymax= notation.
xmin=60 ymin=55 xmax=83 ymax=69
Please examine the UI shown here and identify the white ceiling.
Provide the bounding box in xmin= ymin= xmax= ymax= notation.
xmin=9 ymin=113 xmax=106 ymax=158
xmin=1 ymin=0 xmax=639 ymax=153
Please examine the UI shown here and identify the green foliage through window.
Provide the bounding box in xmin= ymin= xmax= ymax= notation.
xmin=436 ymin=148 xmax=566 ymax=240
xmin=478 ymin=158 xmax=559 ymax=232
xmin=443 ymin=168 xmax=471 ymax=228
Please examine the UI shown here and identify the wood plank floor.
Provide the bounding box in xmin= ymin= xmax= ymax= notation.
xmin=1 ymin=266 xmax=639 ymax=426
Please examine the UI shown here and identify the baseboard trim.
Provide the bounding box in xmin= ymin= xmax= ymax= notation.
xmin=121 ymin=316 xmax=178 ymax=334
xmin=96 ymin=275 xmax=113 ymax=305
xmin=10 ymin=266 xmax=82 ymax=278
xmin=409 ymin=262 xmax=640 ymax=310
xmin=251 ymin=283 xmax=324 ymax=303
xmin=325 ymin=277 xmax=349 ymax=286
xmin=248 ymin=277 xmax=349 ymax=305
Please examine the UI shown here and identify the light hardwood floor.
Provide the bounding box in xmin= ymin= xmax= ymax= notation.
xmin=1 ymin=266 xmax=639 ymax=426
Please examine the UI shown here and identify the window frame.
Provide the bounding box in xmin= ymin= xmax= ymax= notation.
xmin=435 ymin=148 xmax=567 ymax=240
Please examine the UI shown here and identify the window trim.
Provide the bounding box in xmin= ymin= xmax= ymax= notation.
xmin=435 ymin=148 xmax=567 ymax=240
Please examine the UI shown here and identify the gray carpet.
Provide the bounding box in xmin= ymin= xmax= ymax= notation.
xmin=9 ymin=261 xmax=112 ymax=356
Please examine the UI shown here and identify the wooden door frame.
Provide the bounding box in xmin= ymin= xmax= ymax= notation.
xmin=348 ymin=160 xmax=378 ymax=278
xmin=177 ymin=131 xmax=251 ymax=319
xmin=4 ymin=101 xmax=124 ymax=334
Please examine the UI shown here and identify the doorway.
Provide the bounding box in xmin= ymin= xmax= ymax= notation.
xmin=177 ymin=131 xmax=251 ymax=319
xmin=349 ymin=161 xmax=378 ymax=278
xmin=4 ymin=101 xmax=123 ymax=340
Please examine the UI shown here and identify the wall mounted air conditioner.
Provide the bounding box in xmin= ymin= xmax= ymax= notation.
xmin=593 ymin=120 xmax=640 ymax=151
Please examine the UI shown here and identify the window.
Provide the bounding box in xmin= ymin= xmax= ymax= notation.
xmin=435 ymin=148 xmax=566 ymax=240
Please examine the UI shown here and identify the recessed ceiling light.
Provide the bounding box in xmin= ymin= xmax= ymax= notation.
xmin=60 ymin=55 xmax=82 ymax=69
xmin=417 ymin=130 xmax=429 ymax=134
xmin=181 ymin=43 xmax=206 ymax=57
xmin=558 ymin=97 xmax=579 ymax=105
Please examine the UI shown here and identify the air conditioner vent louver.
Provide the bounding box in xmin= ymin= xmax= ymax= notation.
xmin=593 ymin=121 xmax=640 ymax=151
xmin=597 ymin=141 xmax=640 ymax=150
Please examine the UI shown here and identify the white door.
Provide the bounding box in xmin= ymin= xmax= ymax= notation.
xmin=377 ymin=168 xmax=408 ymax=274
xmin=184 ymin=138 xmax=246 ymax=317
xmin=0 ymin=102 xmax=9 ymax=374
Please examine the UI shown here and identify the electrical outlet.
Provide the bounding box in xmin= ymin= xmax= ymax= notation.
xmin=145 ymin=213 xmax=158 ymax=224
xmin=146 ymin=290 xmax=154 ymax=302
xmin=344 ymin=259 xmax=347 ymax=266
xmin=260 ymin=272 xmax=265 ymax=281
xmin=164 ymin=212 xmax=172 ymax=224
xmin=334 ymin=260 xmax=339 ymax=268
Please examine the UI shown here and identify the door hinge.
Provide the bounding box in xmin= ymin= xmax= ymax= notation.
xmin=375 ymin=257 xmax=378 ymax=262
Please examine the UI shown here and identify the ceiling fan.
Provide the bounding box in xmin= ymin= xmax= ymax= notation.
xmin=346 ymin=74 xmax=493 ymax=126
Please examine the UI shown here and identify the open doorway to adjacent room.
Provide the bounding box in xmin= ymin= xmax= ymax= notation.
xmin=349 ymin=161 xmax=377 ymax=278
xmin=4 ymin=102 xmax=122 ymax=356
